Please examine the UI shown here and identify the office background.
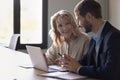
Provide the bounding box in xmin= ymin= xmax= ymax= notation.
xmin=0 ymin=0 xmax=120 ymax=53
xmin=47 ymin=0 xmax=109 ymax=51
xmin=21 ymin=0 xmax=120 ymax=53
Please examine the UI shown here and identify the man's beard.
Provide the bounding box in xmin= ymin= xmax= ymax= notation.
xmin=85 ymin=25 xmax=92 ymax=33
xmin=84 ymin=20 xmax=92 ymax=33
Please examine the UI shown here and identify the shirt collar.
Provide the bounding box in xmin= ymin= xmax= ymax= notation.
xmin=92 ymin=21 xmax=106 ymax=42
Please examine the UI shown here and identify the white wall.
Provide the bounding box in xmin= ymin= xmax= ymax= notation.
xmin=109 ymin=0 xmax=120 ymax=29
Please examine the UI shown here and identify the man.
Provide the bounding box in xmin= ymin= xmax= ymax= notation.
xmin=61 ymin=0 xmax=120 ymax=80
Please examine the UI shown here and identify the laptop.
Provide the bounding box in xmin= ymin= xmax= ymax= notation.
xmin=26 ymin=45 xmax=67 ymax=72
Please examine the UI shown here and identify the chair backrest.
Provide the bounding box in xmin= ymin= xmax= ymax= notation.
xmin=9 ymin=34 xmax=20 ymax=50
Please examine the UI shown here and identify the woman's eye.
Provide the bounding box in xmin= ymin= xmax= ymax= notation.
xmin=58 ymin=24 xmax=62 ymax=27
xmin=65 ymin=23 xmax=70 ymax=25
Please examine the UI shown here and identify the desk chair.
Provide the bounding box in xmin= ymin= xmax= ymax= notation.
xmin=9 ymin=34 xmax=20 ymax=50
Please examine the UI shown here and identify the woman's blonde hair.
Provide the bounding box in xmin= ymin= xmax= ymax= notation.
xmin=49 ymin=10 xmax=80 ymax=46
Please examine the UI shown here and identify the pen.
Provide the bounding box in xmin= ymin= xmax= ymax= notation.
xmin=58 ymin=53 xmax=62 ymax=57
xmin=58 ymin=53 xmax=64 ymax=58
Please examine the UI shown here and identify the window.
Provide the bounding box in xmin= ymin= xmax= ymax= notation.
xmin=0 ymin=0 xmax=13 ymax=47
xmin=0 ymin=0 xmax=47 ymax=49
xmin=14 ymin=0 xmax=48 ymax=49
xmin=21 ymin=0 xmax=43 ymax=44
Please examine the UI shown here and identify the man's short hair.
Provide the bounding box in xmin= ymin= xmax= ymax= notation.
xmin=75 ymin=0 xmax=102 ymax=18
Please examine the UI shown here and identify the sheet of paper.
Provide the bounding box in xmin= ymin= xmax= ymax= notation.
xmin=38 ymin=71 xmax=87 ymax=80
xmin=49 ymin=65 xmax=67 ymax=71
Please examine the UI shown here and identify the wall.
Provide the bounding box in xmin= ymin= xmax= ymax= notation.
xmin=96 ymin=0 xmax=109 ymax=20
xmin=109 ymin=0 xmax=120 ymax=29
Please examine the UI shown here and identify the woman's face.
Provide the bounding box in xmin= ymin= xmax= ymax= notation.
xmin=56 ymin=17 xmax=73 ymax=40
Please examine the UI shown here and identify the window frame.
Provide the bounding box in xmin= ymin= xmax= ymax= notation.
xmin=14 ymin=0 xmax=48 ymax=49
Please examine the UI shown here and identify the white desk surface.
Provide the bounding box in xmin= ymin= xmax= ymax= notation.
xmin=0 ymin=46 xmax=99 ymax=80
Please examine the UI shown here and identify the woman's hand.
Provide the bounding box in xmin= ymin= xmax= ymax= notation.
xmin=55 ymin=55 xmax=64 ymax=66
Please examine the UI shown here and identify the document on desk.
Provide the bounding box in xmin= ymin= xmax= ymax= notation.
xmin=38 ymin=71 xmax=87 ymax=80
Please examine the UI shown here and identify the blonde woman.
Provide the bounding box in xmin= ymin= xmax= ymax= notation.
xmin=45 ymin=10 xmax=90 ymax=65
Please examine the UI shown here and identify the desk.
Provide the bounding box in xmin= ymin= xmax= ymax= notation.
xmin=0 ymin=46 xmax=99 ymax=80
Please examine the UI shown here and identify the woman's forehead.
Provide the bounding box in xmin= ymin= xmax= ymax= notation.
xmin=56 ymin=16 xmax=70 ymax=24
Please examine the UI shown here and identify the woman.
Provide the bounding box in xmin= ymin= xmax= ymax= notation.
xmin=45 ymin=10 xmax=90 ymax=65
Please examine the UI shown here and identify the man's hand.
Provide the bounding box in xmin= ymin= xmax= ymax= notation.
xmin=60 ymin=54 xmax=81 ymax=73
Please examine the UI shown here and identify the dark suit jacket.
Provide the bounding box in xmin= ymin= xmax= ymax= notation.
xmin=78 ymin=21 xmax=120 ymax=80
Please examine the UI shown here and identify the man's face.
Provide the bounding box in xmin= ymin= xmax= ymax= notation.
xmin=75 ymin=11 xmax=92 ymax=33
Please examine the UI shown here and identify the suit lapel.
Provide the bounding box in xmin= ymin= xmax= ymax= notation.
xmin=97 ymin=21 xmax=113 ymax=66
xmin=88 ymin=21 xmax=111 ymax=66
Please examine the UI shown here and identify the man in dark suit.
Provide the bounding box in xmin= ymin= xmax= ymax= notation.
xmin=61 ymin=0 xmax=120 ymax=80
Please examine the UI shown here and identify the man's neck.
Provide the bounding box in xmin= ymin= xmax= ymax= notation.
xmin=92 ymin=19 xmax=104 ymax=34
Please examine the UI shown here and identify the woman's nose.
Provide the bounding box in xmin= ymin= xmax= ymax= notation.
xmin=62 ymin=26 xmax=67 ymax=31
